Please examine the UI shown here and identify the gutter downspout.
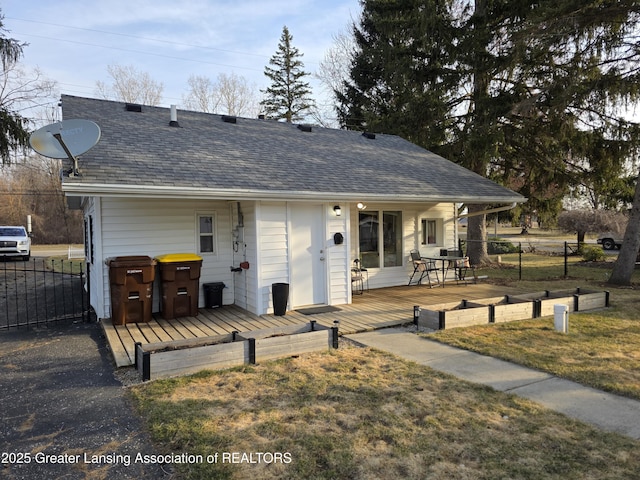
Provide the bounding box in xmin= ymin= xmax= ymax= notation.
xmin=445 ymin=202 xmax=518 ymax=224
xmin=457 ymin=202 xmax=518 ymax=219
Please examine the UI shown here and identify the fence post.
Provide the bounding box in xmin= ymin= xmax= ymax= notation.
xmin=564 ymin=242 xmax=569 ymax=278
xmin=518 ymin=242 xmax=522 ymax=281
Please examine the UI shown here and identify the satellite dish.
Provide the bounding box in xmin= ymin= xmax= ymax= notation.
xmin=29 ymin=119 xmax=101 ymax=176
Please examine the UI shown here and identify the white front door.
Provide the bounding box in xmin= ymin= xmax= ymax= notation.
xmin=290 ymin=204 xmax=326 ymax=307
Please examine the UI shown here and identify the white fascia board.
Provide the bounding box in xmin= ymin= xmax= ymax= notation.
xmin=62 ymin=182 xmax=526 ymax=204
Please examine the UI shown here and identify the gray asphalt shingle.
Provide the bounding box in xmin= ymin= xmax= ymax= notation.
xmin=61 ymin=95 xmax=524 ymax=203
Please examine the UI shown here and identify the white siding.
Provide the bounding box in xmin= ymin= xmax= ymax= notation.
xmin=256 ymin=202 xmax=289 ymax=314
xmin=97 ymin=197 xmax=234 ymax=319
xmin=249 ymin=202 xmax=350 ymax=315
xmin=84 ymin=196 xmax=106 ymax=318
xmin=231 ymin=201 xmax=257 ymax=313
xmin=327 ymin=204 xmax=349 ymax=305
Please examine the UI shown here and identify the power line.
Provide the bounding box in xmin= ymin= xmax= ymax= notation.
xmin=6 ymin=16 xmax=273 ymax=62
xmin=12 ymin=31 xmax=266 ymax=74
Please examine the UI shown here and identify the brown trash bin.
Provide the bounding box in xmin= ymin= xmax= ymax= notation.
xmin=155 ymin=253 xmax=203 ymax=320
xmin=107 ymin=255 xmax=157 ymax=325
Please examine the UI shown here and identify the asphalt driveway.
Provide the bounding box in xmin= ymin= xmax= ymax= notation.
xmin=0 ymin=321 xmax=172 ymax=479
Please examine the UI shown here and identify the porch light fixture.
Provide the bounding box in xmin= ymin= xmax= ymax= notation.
xmin=357 ymin=202 xmax=367 ymax=210
xmin=333 ymin=205 xmax=342 ymax=216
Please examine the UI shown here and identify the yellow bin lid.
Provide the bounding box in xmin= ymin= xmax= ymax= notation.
xmin=155 ymin=253 xmax=203 ymax=263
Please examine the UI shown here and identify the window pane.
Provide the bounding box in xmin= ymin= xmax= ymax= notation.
xmin=200 ymin=216 xmax=213 ymax=234
xmin=383 ymin=211 xmax=402 ymax=267
xmin=359 ymin=211 xmax=379 ymax=268
xmin=200 ymin=236 xmax=214 ymax=253
xmin=428 ymin=220 xmax=436 ymax=244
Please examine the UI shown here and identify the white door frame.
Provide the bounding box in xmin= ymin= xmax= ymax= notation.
xmin=288 ymin=203 xmax=327 ymax=307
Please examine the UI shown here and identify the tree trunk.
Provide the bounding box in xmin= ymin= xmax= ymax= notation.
xmin=466 ymin=205 xmax=490 ymax=265
xmin=577 ymin=230 xmax=585 ymax=254
xmin=608 ymin=175 xmax=640 ymax=285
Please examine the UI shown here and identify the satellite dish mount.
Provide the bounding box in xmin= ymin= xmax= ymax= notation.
xmin=29 ymin=119 xmax=101 ymax=177
xmin=52 ymin=133 xmax=80 ymax=176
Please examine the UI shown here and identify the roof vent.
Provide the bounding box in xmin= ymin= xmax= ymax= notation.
xmin=362 ymin=132 xmax=376 ymax=140
xmin=297 ymin=124 xmax=312 ymax=133
xmin=222 ymin=115 xmax=237 ymax=124
xmin=125 ymin=103 xmax=143 ymax=112
xmin=258 ymin=114 xmax=265 ymax=120
xmin=169 ymin=104 xmax=181 ymax=127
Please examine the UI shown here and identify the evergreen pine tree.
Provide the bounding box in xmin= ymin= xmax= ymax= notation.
xmin=261 ymin=26 xmax=315 ymax=123
xmin=0 ymin=14 xmax=30 ymax=164
xmin=339 ymin=0 xmax=640 ymax=264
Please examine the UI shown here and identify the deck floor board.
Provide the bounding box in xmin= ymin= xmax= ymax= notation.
xmin=102 ymin=284 xmax=514 ymax=367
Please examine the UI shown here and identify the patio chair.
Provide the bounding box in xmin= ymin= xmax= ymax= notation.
xmin=408 ymin=250 xmax=440 ymax=287
xmin=446 ymin=249 xmax=476 ymax=285
xmin=351 ymin=260 xmax=365 ymax=295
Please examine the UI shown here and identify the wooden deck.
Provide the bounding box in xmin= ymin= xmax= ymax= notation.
xmin=102 ymin=283 xmax=514 ymax=367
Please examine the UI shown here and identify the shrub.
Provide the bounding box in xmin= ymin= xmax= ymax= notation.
xmin=582 ymin=245 xmax=606 ymax=262
xmin=487 ymin=237 xmax=520 ymax=254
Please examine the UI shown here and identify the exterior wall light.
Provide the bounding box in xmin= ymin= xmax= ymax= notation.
xmin=333 ymin=205 xmax=342 ymax=216
xmin=357 ymin=202 xmax=367 ymax=210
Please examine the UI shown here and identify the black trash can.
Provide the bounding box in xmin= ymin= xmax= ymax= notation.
xmin=203 ymin=282 xmax=225 ymax=308
xmin=271 ymin=282 xmax=289 ymax=316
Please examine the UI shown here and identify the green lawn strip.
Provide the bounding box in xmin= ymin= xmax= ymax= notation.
xmin=128 ymin=348 xmax=640 ymax=480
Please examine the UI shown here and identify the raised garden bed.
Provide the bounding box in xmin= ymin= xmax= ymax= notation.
xmin=471 ymin=295 xmax=536 ymax=323
xmin=135 ymin=321 xmax=338 ymax=381
xmin=418 ymin=288 xmax=609 ymax=331
xmin=510 ymin=288 xmax=609 ymax=317
xmin=239 ymin=321 xmax=339 ymax=364
xmin=418 ymin=300 xmax=491 ymax=330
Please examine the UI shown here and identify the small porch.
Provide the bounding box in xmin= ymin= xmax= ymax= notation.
xmin=102 ymin=283 xmax=514 ymax=368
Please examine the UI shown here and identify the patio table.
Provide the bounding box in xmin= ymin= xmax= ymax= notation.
xmin=422 ymin=255 xmax=465 ymax=287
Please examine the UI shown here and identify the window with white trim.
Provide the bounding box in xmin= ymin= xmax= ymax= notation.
xmin=197 ymin=213 xmax=216 ymax=255
xmin=359 ymin=210 xmax=402 ymax=268
xmin=421 ymin=218 xmax=441 ymax=246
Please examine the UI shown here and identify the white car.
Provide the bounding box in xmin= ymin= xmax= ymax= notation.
xmin=0 ymin=226 xmax=31 ymax=260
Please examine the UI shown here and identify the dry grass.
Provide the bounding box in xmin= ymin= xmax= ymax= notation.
xmin=426 ymin=280 xmax=640 ymax=400
xmin=129 ymin=345 xmax=640 ymax=480
xmin=128 ymin=249 xmax=640 ymax=479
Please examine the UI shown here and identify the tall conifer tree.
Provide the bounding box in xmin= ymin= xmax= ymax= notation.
xmin=339 ymin=0 xmax=640 ymax=265
xmin=0 ymin=14 xmax=30 ymax=164
xmin=261 ymin=26 xmax=315 ymax=123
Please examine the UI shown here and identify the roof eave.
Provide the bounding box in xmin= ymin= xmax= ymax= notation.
xmin=62 ymin=183 xmax=526 ymax=204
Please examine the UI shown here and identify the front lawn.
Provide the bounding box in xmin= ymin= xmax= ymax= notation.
xmin=129 ymin=346 xmax=640 ymax=479
xmin=127 ymin=253 xmax=640 ymax=479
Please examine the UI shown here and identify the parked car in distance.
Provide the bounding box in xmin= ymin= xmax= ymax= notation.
xmin=597 ymin=233 xmax=623 ymax=250
xmin=0 ymin=226 xmax=31 ymax=260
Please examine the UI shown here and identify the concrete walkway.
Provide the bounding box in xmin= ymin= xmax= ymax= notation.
xmin=346 ymin=328 xmax=640 ymax=440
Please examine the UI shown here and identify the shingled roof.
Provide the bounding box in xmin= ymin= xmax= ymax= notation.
xmin=61 ymin=95 xmax=525 ymax=204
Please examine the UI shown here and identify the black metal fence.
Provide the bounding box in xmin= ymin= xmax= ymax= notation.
xmin=462 ymin=238 xmax=614 ymax=282
xmin=0 ymin=258 xmax=90 ymax=331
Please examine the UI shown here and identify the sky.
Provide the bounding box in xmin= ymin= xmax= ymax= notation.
xmin=2 ymin=0 xmax=362 ymax=123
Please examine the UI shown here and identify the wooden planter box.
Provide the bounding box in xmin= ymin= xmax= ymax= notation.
xmin=471 ymin=295 xmax=536 ymax=323
xmin=572 ymin=288 xmax=610 ymax=311
xmin=136 ymin=321 xmax=338 ymax=381
xmin=240 ymin=321 xmax=338 ymax=364
xmin=419 ymin=300 xmax=491 ymax=330
xmin=510 ymin=288 xmax=609 ymax=318
xmin=415 ymin=289 xmax=609 ymax=332
xmin=136 ymin=332 xmax=248 ymax=381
